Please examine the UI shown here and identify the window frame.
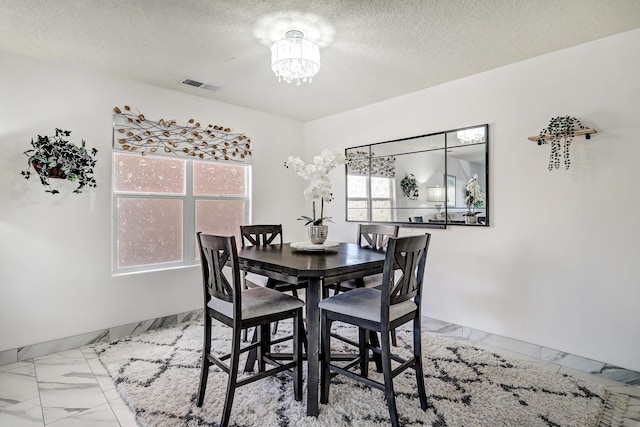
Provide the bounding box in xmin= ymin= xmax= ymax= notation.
xmin=112 ymin=152 xmax=251 ymax=275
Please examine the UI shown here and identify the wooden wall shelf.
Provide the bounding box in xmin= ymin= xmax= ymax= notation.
xmin=528 ymin=128 xmax=597 ymax=142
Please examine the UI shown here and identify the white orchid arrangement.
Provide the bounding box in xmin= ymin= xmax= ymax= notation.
xmin=465 ymin=174 xmax=485 ymax=215
xmin=284 ymin=149 xmax=345 ymax=225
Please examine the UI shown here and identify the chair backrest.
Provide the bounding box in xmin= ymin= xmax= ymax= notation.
xmin=197 ymin=232 xmax=242 ymax=316
xmin=240 ymin=224 xmax=283 ymax=248
xmin=380 ymin=234 xmax=431 ymax=316
xmin=357 ymin=224 xmax=399 ymax=251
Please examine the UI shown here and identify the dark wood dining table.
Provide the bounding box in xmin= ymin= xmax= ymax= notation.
xmin=237 ymin=242 xmax=386 ymax=417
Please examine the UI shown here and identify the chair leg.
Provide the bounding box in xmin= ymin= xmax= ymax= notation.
xmin=301 ymin=319 xmax=308 ymax=356
xmin=391 ymin=328 xmax=398 ymax=347
xmin=258 ymin=325 xmax=269 ymax=373
xmin=196 ymin=315 xmax=212 ymax=407
xmin=293 ymin=310 xmax=303 ymax=401
xmin=359 ymin=328 xmax=370 ymax=378
xmin=333 ymin=282 xmax=342 ymax=296
xmin=266 ymin=278 xmax=280 ymax=336
xmin=242 ymin=275 xmax=250 ymax=342
xmin=220 ymin=325 xmax=242 ymax=427
xmin=300 ymin=301 xmax=309 ymax=356
xmin=413 ymin=316 xmax=427 ymax=410
xmin=381 ymin=328 xmax=400 ymax=427
xmin=369 ymin=332 xmax=383 ymax=373
xmin=243 ymin=327 xmax=259 ymax=373
xmin=272 ymin=288 xmax=299 ymax=336
xmin=320 ymin=313 xmax=332 ymax=404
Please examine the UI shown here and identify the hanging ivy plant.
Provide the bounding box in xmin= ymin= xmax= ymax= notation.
xmin=536 ymin=116 xmax=587 ymax=171
xmin=400 ymin=173 xmax=419 ymax=200
xmin=20 ymin=128 xmax=98 ymax=194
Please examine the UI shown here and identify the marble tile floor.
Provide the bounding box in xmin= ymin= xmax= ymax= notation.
xmin=0 ymin=345 xmax=135 ymax=427
xmin=1 ymin=317 xmax=639 ymax=426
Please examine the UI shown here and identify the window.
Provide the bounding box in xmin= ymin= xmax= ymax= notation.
xmin=113 ymin=152 xmax=250 ymax=273
xmin=346 ymin=175 xmax=394 ymax=222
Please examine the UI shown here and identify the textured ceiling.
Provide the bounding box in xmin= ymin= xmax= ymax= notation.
xmin=2 ymin=0 xmax=640 ymax=122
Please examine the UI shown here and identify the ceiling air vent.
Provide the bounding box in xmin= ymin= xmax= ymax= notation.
xmin=181 ymin=79 xmax=220 ymax=92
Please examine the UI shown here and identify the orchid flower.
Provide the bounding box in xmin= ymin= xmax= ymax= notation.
xmin=284 ymin=149 xmax=345 ymax=225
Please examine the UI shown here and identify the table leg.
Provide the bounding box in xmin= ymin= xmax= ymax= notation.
xmin=306 ymin=277 xmax=320 ymax=417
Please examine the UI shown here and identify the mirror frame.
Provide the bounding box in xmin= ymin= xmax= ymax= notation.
xmin=344 ymin=124 xmax=489 ymax=228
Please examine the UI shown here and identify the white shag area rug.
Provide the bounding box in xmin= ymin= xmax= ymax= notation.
xmin=93 ymin=320 xmax=633 ymax=427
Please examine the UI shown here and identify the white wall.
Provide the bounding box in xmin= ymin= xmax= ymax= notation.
xmin=0 ymin=50 xmax=306 ymax=351
xmin=2 ymin=28 xmax=639 ymax=373
xmin=305 ymin=29 xmax=640 ymax=371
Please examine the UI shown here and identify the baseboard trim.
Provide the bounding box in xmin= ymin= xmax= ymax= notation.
xmin=0 ymin=309 xmax=203 ymax=366
xmin=421 ymin=316 xmax=640 ymax=387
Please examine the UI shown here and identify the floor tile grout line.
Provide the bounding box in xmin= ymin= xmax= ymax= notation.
xmin=35 ymin=348 xmax=115 ymax=426
xmin=80 ymin=346 xmax=123 ymax=426
xmin=32 ymin=358 xmax=46 ymax=427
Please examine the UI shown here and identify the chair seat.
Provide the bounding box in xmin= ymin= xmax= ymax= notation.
xmin=318 ymin=287 xmax=416 ymax=324
xmin=208 ymin=286 xmax=303 ymax=321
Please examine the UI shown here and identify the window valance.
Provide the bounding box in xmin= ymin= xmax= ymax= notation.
xmin=346 ymin=151 xmax=395 ymax=178
xmin=112 ymin=105 xmax=252 ymax=162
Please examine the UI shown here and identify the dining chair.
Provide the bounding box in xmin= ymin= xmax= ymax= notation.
xmin=196 ymin=232 xmax=304 ymax=427
xmin=240 ymin=224 xmax=307 ymax=338
xmin=325 ymin=224 xmax=400 ymax=345
xmin=319 ymin=234 xmax=431 ymax=427
xmin=329 ymin=224 xmax=399 ymax=295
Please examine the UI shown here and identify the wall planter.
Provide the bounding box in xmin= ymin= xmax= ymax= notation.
xmin=529 ymin=116 xmax=597 ymax=171
xmin=21 ymin=128 xmax=98 ymax=194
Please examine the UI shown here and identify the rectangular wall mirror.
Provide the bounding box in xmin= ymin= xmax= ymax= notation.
xmin=345 ymin=124 xmax=489 ymax=228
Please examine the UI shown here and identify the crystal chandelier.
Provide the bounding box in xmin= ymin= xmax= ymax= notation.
xmin=456 ymin=128 xmax=486 ymax=144
xmin=271 ymin=30 xmax=320 ymax=85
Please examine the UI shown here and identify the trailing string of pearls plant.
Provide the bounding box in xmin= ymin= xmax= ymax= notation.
xmin=536 ymin=115 xmax=587 ymax=171
xmin=112 ymin=105 xmax=252 ymax=161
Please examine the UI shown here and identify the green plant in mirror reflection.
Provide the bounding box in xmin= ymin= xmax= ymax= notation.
xmin=400 ymin=173 xmax=419 ymax=200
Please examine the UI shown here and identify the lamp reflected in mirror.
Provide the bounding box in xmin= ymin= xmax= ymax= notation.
xmin=426 ymin=186 xmax=446 ymax=220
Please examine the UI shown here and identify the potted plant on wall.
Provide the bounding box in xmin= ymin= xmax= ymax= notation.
xmin=536 ymin=115 xmax=588 ymax=171
xmin=20 ymin=128 xmax=98 ymax=194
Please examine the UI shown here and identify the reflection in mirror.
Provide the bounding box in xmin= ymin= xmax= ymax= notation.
xmin=446 ymin=132 xmax=488 ymax=225
xmin=345 ymin=124 xmax=488 ymax=227
xmin=345 ymin=147 xmax=396 ymax=222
